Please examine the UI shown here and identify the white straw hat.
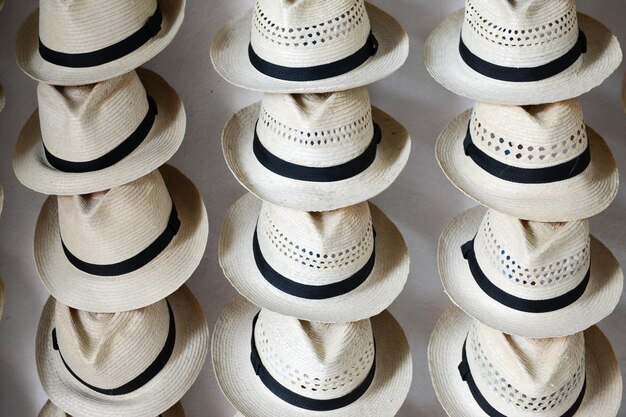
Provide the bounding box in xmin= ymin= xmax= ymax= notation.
xmin=223 ymin=88 xmax=410 ymax=211
xmin=438 ymin=206 xmax=623 ymax=338
xmin=16 ymin=0 xmax=185 ymax=86
xmin=429 ymin=305 xmax=622 ymax=417
xmin=14 ymin=68 xmax=186 ymax=196
xmin=34 ymin=165 xmax=209 ymax=313
xmin=211 ymin=0 xmax=408 ymax=93
xmin=436 ymin=100 xmax=618 ymax=222
xmin=212 ymin=296 xmax=412 ymax=417
xmin=37 ymin=285 xmax=208 ymax=417
xmin=39 ymin=400 xmax=186 ymax=417
xmin=219 ymin=193 xmax=409 ymax=323
xmin=424 ymin=0 xmax=622 ymax=105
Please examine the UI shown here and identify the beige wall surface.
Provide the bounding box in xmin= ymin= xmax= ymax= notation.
xmin=0 ymin=1 xmax=624 ymax=416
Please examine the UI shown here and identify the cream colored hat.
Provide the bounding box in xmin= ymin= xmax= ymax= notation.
xmin=16 ymin=0 xmax=185 ymax=86
xmin=424 ymin=0 xmax=622 ymax=105
xmin=219 ymin=193 xmax=409 ymax=323
xmin=14 ymin=68 xmax=185 ymax=196
xmin=436 ymin=100 xmax=618 ymax=222
xmin=223 ymin=88 xmax=410 ymax=211
xmin=438 ymin=206 xmax=623 ymax=338
xmin=211 ymin=0 xmax=408 ymax=93
xmin=37 ymin=285 xmax=208 ymax=417
xmin=34 ymin=165 xmax=208 ymax=313
xmin=429 ymin=306 xmax=622 ymax=417
xmin=39 ymin=400 xmax=186 ymax=417
xmin=212 ymin=296 xmax=412 ymax=417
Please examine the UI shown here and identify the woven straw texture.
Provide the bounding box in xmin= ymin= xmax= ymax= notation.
xmin=428 ymin=305 xmax=622 ymax=417
xmin=219 ymin=193 xmax=409 ymax=322
xmin=212 ymin=295 xmax=412 ymax=417
xmin=210 ymin=1 xmax=408 ymax=93
xmin=34 ymin=165 xmax=208 ymax=313
xmin=37 ymin=286 xmax=208 ymax=417
xmin=16 ymin=0 xmax=185 ymax=85
xmin=38 ymin=400 xmax=186 ymax=417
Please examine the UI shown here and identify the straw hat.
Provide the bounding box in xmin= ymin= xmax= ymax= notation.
xmin=438 ymin=206 xmax=623 ymax=338
xmin=424 ymin=0 xmax=622 ymax=105
xmin=211 ymin=0 xmax=408 ymax=93
xmin=16 ymin=0 xmax=185 ymax=86
xmin=223 ymin=88 xmax=410 ymax=211
xmin=34 ymin=165 xmax=208 ymax=313
xmin=436 ymin=100 xmax=618 ymax=222
xmin=14 ymin=68 xmax=186 ymax=196
xmin=39 ymin=400 xmax=186 ymax=417
xmin=37 ymin=285 xmax=208 ymax=417
xmin=212 ymin=296 xmax=412 ymax=417
xmin=429 ymin=305 xmax=622 ymax=417
xmin=219 ymin=193 xmax=409 ymax=323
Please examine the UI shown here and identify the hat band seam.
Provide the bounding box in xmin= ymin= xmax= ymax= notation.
xmin=250 ymin=312 xmax=376 ymax=411
xmin=461 ymin=238 xmax=590 ymax=313
xmin=458 ymin=29 xmax=587 ymax=82
xmin=253 ymin=226 xmax=376 ymax=300
xmin=61 ymin=200 xmax=181 ymax=277
xmin=458 ymin=337 xmax=586 ymax=417
xmin=463 ymin=122 xmax=591 ymax=184
xmin=38 ymin=5 xmax=163 ymax=68
xmin=51 ymin=299 xmax=176 ymax=396
xmin=44 ymin=95 xmax=158 ymax=173
xmin=253 ymin=122 xmax=382 ymax=182
xmin=248 ymin=31 xmax=379 ymax=81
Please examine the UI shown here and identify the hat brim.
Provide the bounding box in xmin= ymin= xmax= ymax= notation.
xmin=425 ymin=10 xmax=622 ymax=105
xmin=210 ymin=3 xmax=409 ymax=93
xmin=34 ymin=164 xmax=209 ymax=313
xmin=438 ymin=206 xmax=623 ymax=338
xmin=223 ymin=102 xmax=411 ymax=211
xmin=436 ymin=109 xmax=618 ymax=222
xmin=38 ymin=400 xmax=186 ymax=417
xmin=212 ymin=295 xmax=412 ymax=417
xmin=16 ymin=0 xmax=185 ymax=86
xmin=13 ymin=68 xmax=186 ymax=195
xmin=218 ymin=193 xmax=410 ymax=323
xmin=429 ymin=305 xmax=622 ymax=417
xmin=37 ymin=286 xmax=208 ymax=417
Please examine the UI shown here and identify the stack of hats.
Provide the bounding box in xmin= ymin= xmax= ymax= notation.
xmin=210 ymin=1 xmax=414 ymax=415
xmin=424 ymin=1 xmax=624 ymax=416
xmin=13 ymin=1 xmax=210 ymax=416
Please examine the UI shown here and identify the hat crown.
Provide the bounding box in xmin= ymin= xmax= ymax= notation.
xmin=470 ymin=100 xmax=588 ymax=169
xmin=468 ymin=321 xmax=585 ymax=416
xmin=475 ymin=210 xmax=590 ymax=300
xmin=250 ymin=0 xmax=372 ymax=67
xmin=257 ymin=201 xmax=374 ymax=285
xmin=38 ymin=71 xmax=151 ymax=163
xmin=257 ymin=88 xmax=375 ymax=167
xmin=462 ymin=0 xmax=580 ymax=67
xmin=54 ymin=298 xmax=171 ymax=389
xmin=255 ymin=309 xmax=375 ymax=400
xmin=58 ymin=170 xmax=173 ymax=265
xmin=39 ymin=0 xmax=158 ymax=54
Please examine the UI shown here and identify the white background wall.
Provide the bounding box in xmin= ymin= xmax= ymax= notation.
xmin=0 ymin=1 xmax=624 ymax=416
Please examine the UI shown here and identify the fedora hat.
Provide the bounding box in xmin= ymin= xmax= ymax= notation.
xmin=37 ymin=285 xmax=208 ymax=417
xmin=438 ymin=206 xmax=623 ymax=338
xmin=436 ymin=99 xmax=618 ymax=222
xmin=223 ymin=88 xmax=410 ymax=211
xmin=212 ymin=296 xmax=412 ymax=417
xmin=34 ymin=165 xmax=208 ymax=313
xmin=429 ymin=306 xmax=622 ymax=417
xmin=16 ymin=0 xmax=185 ymax=86
xmin=211 ymin=0 xmax=409 ymax=93
xmin=424 ymin=0 xmax=622 ymax=105
xmin=14 ymin=68 xmax=185 ymax=196
xmin=219 ymin=193 xmax=409 ymax=323
xmin=39 ymin=400 xmax=186 ymax=417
